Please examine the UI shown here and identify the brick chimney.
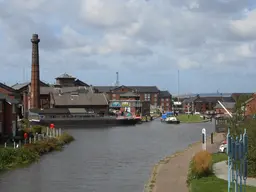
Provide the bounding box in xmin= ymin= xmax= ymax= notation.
xmin=30 ymin=34 xmax=40 ymax=109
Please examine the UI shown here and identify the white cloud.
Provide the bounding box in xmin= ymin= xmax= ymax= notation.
xmin=0 ymin=0 xmax=255 ymax=92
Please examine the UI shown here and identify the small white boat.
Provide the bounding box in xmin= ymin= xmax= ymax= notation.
xmin=165 ymin=116 xmax=180 ymax=124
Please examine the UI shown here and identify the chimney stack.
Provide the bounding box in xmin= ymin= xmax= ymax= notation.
xmin=30 ymin=34 xmax=40 ymax=109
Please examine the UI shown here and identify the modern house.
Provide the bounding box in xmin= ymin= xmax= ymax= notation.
xmin=182 ymin=94 xmax=235 ymax=113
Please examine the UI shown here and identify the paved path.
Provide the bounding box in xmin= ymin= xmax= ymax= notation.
xmin=146 ymin=133 xmax=225 ymax=192
xmin=213 ymin=161 xmax=256 ymax=187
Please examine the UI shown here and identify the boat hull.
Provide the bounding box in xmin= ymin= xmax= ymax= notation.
xmin=30 ymin=117 xmax=139 ymax=128
xmin=165 ymin=120 xmax=180 ymax=124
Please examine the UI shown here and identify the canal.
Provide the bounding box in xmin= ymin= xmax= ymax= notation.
xmin=0 ymin=120 xmax=215 ymax=192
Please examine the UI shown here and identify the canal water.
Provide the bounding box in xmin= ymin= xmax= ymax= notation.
xmin=0 ymin=120 xmax=215 ymax=192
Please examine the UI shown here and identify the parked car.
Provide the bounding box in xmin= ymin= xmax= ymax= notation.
xmin=219 ymin=140 xmax=227 ymax=153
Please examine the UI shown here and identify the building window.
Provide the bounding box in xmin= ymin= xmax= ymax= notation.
xmin=161 ymin=102 xmax=164 ymax=106
xmin=112 ymin=94 xmax=116 ymax=97
xmin=166 ymin=103 xmax=169 ymax=106
xmin=161 ymin=98 xmax=164 ymax=101
xmin=154 ymin=94 xmax=157 ymax=98
xmin=12 ymin=104 xmax=16 ymax=113
xmin=0 ymin=101 xmax=2 ymax=112
xmin=154 ymin=98 xmax=157 ymax=102
xmin=166 ymin=98 xmax=169 ymax=101
xmin=144 ymin=94 xmax=151 ymax=101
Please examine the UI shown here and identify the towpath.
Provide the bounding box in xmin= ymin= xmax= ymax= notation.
xmin=148 ymin=133 xmax=225 ymax=192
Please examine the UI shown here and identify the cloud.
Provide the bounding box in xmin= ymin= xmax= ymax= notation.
xmin=0 ymin=0 xmax=255 ymax=93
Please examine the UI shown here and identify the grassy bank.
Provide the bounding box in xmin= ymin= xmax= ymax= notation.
xmin=0 ymin=132 xmax=74 ymax=171
xmin=188 ymin=152 xmax=256 ymax=192
xmin=178 ymin=114 xmax=203 ymax=123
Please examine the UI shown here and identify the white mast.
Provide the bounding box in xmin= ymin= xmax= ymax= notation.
xmin=217 ymin=100 xmax=233 ymax=118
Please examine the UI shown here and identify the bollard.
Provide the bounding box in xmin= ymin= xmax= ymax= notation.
xmin=46 ymin=127 xmax=49 ymax=136
xmin=4 ymin=142 xmax=7 ymax=148
xmin=202 ymin=128 xmax=206 ymax=150
xmin=13 ymin=142 xmax=16 ymax=149
xmin=211 ymin=132 xmax=214 ymax=144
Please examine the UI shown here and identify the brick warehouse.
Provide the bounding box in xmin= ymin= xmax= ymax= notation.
xmin=0 ymin=93 xmax=19 ymax=138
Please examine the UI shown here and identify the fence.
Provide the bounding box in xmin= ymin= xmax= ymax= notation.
xmin=4 ymin=127 xmax=62 ymax=149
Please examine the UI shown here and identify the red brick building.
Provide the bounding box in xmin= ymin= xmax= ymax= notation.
xmin=244 ymin=93 xmax=256 ymax=116
xmin=0 ymin=93 xmax=19 ymax=138
xmin=158 ymin=91 xmax=172 ymax=111
xmin=94 ymin=85 xmax=160 ymax=106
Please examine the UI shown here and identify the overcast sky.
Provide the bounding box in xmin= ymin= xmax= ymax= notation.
xmin=0 ymin=0 xmax=255 ymax=94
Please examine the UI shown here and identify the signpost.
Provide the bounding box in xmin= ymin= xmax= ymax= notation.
xmin=202 ymin=128 xmax=206 ymax=150
xmin=227 ymin=128 xmax=248 ymax=192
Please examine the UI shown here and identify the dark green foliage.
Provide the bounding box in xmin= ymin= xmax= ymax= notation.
xmin=31 ymin=125 xmax=45 ymax=134
xmin=0 ymin=132 xmax=74 ymax=171
xmin=229 ymin=119 xmax=256 ymax=177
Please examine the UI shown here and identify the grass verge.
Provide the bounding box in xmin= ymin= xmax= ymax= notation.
xmin=0 ymin=132 xmax=74 ymax=172
xmin=189 ymin=153 xmax=256 ymax=192
xmin=177 ymin=114 xmax=203 ymax=123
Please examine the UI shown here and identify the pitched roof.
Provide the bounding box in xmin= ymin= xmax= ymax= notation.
xmin=128 ymin=86 xmax=159 ymax=93
xmin=12 ymin=81 xmax=49 ymax=90
xmin=94 ymin=85 xmax=159 ymax=93
xmin=40 ymin=86 xmax=93 ymax=95
xmin=214 ymin=102 xmax=236 ymax=109
xmin=55 ymin=73 xmax=75 ymax=79
xmin=0 ymin=82 xmax=15 ymax=92
xmin=52 ymin=92 xmax=108 ymax=106
xmin=182 ymin=97 xmax=197 ymax=103
xmin=74 ymin=79 xmax=90 ymax=87
xmin=94 ymin=86 xmax=113 ymax=93
xmin=159 ymin=91 xmax=171 ymax=98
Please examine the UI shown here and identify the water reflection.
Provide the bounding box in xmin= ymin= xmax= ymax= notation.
xmin=0 ymin=120 xmax=214 ymax=192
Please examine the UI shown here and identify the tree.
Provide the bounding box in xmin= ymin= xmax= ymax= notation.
xmin=234 ymin=94 xmax=252 ymax=120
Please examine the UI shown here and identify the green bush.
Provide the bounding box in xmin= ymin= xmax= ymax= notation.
xmin=229 ymin=119 xmax=256 ymax=177
xmin=31 ymin=125 xmax=44 ymax=134
xmin=0 ymin=132 xmax=74 ymax=171
xmin=20 ymin=119 xmax=30 ymax=129
xmin=187 ymin=150 xmax=213 ymax=185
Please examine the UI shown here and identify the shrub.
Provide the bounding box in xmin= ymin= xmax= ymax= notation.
xmin=0 ymin=148 xmax=39 ymax=170
xmin=0 ymin=132 xmax=74 ymax=171
xmin=31 ymin=125 xmax=44 ymax=134
xmin=229 ymin=119 xmax=256 ymax=177
xmin=187 ymin=150 xmax=213 ymax=184
xmin=58 ymin=132 xmax=74 ymax=144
